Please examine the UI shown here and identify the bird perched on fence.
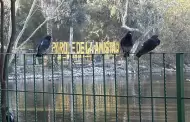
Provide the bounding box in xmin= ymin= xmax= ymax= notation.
xmin=36 ymin=35 xmax=52 ymax=57
xmin=136 ymin=35 xmax=160 ymax=58
xmin=120 ymin=31 xmax=133 ymax=57
xmin=6 ymin=107 xmax=14 ymax=122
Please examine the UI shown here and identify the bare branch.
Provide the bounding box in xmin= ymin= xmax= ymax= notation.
xmin=121 ymin=0 xmax=142 ymax=33
xmin=130 ymin=0 xmax=177 ymax=56
xmin=7 ymin=16 xmax=54 ymax=66
xmin=8 ymin=0 xmax=66 ymax=66
xmin=121 ymin=25 xmax=142 ymax=32
xmin=131 ymin=20 xmax=164 ymax=56
xmin=13 ymin=0 xmax=38 ymax=50
xmin=17 ymin=0 xmax=65 ymax=49
xmin=17 ymin=17 xmax=55 ymax=49
xmin=122 ymin=0 xmax=128 ymax=26
xmin=175 ymin=27 xmax=185 ymax=40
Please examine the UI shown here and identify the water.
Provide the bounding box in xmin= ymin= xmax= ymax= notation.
xmin=6 ymin=71 xmax=190 ymax=122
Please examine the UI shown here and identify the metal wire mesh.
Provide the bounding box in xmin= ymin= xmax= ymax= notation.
xmin=0 ymin=53 xmax=188 ymax=122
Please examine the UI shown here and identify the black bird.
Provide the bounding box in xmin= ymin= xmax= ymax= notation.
xmin=120 ymin=31 xmax=133 ymax=57
xmin=136 ymin=35 xmax=160 ymax=58
xmin=6 ymin=107 xmax=14 ymax=122
xmin=36 ymin=35 xmax=52 ymax=57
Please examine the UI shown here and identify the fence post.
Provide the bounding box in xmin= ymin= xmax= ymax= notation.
xmin=176 ymin=53 xmax=185 ymax=122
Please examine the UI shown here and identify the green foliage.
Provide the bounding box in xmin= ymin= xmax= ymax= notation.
xmin=6 ymin=0 xmax=189 ymax=66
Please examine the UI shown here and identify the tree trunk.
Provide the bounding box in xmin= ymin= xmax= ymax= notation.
xmin=69 ymin=26 xmax=73 ymax=68
xmin=69 ymin=25 xmax=74 ymax=122
xmin=1 ymin=0 xmax=16 ymax=121
xmin=0 ymin=77 xmax=6 ymax=122
xmin=46 ymin=19 xmax=53 ymax=67
xmin=6 ymin=0 xmax=16 ymax=55
xmin=0 ymin=59 xmax=6 ymax=122
xmin=0 ymin=0 xmax=6 ymax=121
xmin=0 ymin=0 xmax=4 ymax=54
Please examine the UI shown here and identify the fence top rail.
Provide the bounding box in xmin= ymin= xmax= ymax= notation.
xmin=0 ymin=52 xmax=188 ymax=55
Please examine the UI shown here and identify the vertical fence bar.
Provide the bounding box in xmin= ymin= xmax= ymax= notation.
xmin=125 ymin=56 xmax=130 ymax=122
xmin=24 ymin=54 xmax=27 ymax=122
xmin=0 ymin=55 xmax=1 ymax=122
xmin=0 ymin=54 xmax=1 ymax=122
xmin=81 ymin=54 xmax=85 ymax=122
xmin=137 ymin=59 xmax=142 ymax=122
xmin=163 ymin=54 xmax=168 ymax=122
xmin=33 ymin=54 xmax=37 ymax=122
xmin=92 ymin=54 xmax=96 ymax=122
xmin=114 ymin=54 xmax=118 ymax=122
xmin=61 ymin=54 xmax=65 ymax=121
xmin=71 ymin=54 xmax=75 ymax=122
xmin=102 ymin=54 xmax=107 ymax=122
xmin=15 ymin=54 xmax=18 ymax=122
xmin=51 ymin=54 xmax=56 ymax=122
xmin=6 ymin=55 xmax=9 ymax=122
xmin=176 ymin=53 xmax=185 ymax=122
xmin=149 ymin=54 xmax=154 ymax=122
xmin=42 ymin=55 xmax=46 ymax=122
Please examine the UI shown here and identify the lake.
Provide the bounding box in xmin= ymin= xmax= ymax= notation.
xmin=6 ymin=70 xmax=190 ymax=122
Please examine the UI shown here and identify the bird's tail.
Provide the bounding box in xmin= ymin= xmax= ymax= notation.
xmin=136 ymin=52 xmax=142 ymax=58
xmin=136 ymin=49 xmax=144 ymax=58
xmin=123 ymin=52 xmax=130 ymax=58
xmin=36 ymin=52 xmax=42 ymax=57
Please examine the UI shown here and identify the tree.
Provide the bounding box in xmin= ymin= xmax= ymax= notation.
xmin=0 ymin=1 xmax=5 ymax=120
xmin=0 ymin=0 xmax=66 ymax=120
xmin=7 ymin=0 xmax=68 ymax=66
xmin=0 ymin=0 xmax=16 ymax=121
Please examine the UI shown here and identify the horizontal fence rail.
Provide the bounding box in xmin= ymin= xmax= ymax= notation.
xmin=0 ymin=53 xmax=189 ymax=122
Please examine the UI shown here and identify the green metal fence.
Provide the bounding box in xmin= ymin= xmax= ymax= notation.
xmin=1 ymin=53 xmax=189 ymax=122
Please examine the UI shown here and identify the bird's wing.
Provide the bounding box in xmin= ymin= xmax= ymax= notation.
xmin=40 ymin=40 xmax=44 ymax=45
xmin=39 ymin=39 xmax=50 ymax=49
xmin=37 ymin=40 xmax=47 ymax=54
xmin=142 ymin=39 xmax=152 ymax=47
xmin=142 ymin=38 xmax=156 ymax=50
xmin=43 ymin=39 xmax=51 ymax=48
xmin=121 ymin=35 xmax=133 ymax=46
xmin=37 ymin=39 xmax=43 ymax=49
